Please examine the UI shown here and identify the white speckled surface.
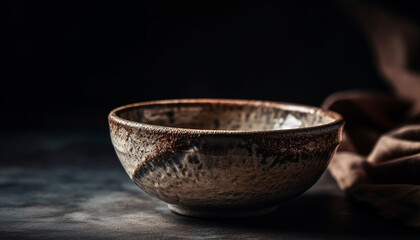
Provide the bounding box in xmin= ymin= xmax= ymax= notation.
xmin=0 ymin=132 xmax=418 ymax=239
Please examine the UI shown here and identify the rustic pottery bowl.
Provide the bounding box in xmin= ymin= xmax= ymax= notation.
xmin=109 ymin=99 xmax=344 ymax=218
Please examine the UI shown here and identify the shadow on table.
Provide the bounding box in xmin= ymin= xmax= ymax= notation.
xmin=170 ymin=192 xmax=419 ymax=238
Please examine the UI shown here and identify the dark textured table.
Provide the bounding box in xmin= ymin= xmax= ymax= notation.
xmin=1 ymin=131 xmax=418 ymax=239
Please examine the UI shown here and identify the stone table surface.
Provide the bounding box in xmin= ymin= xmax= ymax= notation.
xmin=0 ymin=131 xmax=418 ymax=239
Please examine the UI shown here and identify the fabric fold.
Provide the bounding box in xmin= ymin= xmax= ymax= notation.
xmin=324 ymin=95 xmax=420 ymax=229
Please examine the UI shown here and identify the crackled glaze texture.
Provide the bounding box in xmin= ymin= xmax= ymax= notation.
xmin=109 ymin=99 xmax=344 ymax=217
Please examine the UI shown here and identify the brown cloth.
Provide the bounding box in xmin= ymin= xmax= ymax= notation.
xmin=323 ymin=1 xmax=420 ymax=229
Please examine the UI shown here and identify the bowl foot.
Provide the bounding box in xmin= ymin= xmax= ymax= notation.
xmin=168 ymin=204 xmax=278 ymax=218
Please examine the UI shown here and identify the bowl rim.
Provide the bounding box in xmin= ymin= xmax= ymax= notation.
xmin=108 ymin=98 xmax=344 ymax=135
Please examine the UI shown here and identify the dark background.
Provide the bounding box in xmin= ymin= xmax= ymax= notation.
xmin=9 ymin=0 xmax=419 ymax=132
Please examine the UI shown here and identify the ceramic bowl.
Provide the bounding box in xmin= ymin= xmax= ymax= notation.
xmin=109 ymin=99 xmax=344 ymax=218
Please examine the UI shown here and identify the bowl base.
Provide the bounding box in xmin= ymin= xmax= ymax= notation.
xmin=168 ymin=204 xmax=278 ymax=218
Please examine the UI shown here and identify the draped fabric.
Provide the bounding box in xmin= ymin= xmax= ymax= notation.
xmin=323 ymin=1 xmax=420 ymax=229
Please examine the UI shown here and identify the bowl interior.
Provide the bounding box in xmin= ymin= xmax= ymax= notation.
xmin=115 ymin=100 xmax=336 ymax=131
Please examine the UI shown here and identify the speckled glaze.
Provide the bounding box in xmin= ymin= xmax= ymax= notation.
xmin=109 ymin=99 xmax=344 ymax=218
